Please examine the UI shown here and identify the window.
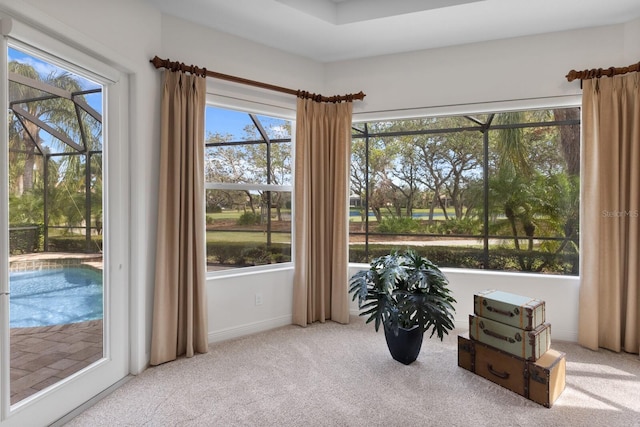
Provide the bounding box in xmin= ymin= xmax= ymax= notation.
xmin=205 ymin=106 xmax=292 ymax=271
xmin=8 ymin=46 xmax=103 ymax=252
xmin=350 ymin=107 xmax=580 ymax=275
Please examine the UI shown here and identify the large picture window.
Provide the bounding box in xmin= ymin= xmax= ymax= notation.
xmin=350 ymin=107 xmax=580 ymax=275
xmin=205 ymin=106 xmax=292 ymax=271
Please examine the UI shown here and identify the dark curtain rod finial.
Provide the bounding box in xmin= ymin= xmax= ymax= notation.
xmin=150 ymin=55 xmax=365 ymax=103
xmin=566 ymin=61 xmax=640 ymax=82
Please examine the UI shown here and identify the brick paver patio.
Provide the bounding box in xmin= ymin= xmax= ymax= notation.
xmin=8 ymin=253 xmax=104 ymax=405
xmin=10 ymin=320 xmax=103 ymax=404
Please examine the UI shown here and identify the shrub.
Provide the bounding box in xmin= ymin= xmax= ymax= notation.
xmin=241 ymin=247 xmax=272 ymax=265
xmin=47 ymin=235 xmax=103 ymax=253
xmin=435 ymin=218 xmax=483 ymax=235
xmin=376 ymin=217 xmax=421 ymax=234
xmin=206 ymin=241 xmax=291 ymax=266
xmin=236 ymin=212 xmax=261 ymax=226
xmin=349 ymin=244 xmax=578 ymax=275
xmin=209 ymin=245 xmax=241 ymax=264
xmin=9 ymin=224 xmax=43 ymax=254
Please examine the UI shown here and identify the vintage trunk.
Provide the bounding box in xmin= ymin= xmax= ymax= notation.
xmin=458 ymin=333 xmax=528 ymax=397
xmin=469 ymin=314 xmax=551 ymax=361
xmin=529 ymin=348 xmax=566 ymax=408
xmin=457 ymin=334 xmax=566 ymax=407
xmin=457 ymin=334 xmax=475 ymax=372
xmin=474 ymin=289 xmax=545 ymax=331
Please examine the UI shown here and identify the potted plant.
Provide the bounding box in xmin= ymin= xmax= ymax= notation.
xmin=349 ymin=249 xmax=456 ymax=365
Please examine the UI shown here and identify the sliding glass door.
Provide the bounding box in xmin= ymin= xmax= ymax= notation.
xmin=1 ymin=18 xmax=129 ymax=427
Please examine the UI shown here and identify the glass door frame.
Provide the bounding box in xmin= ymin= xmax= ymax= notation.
xmin=0 ymin=16 xmax=130 ymax=427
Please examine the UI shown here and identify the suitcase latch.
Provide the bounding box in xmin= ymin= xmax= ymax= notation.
xmin=530 ymin=370 xmax=548 ymax=385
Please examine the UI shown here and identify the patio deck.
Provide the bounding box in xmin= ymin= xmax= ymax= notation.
xmin=8 ymin=252 xmax=104 ymax=405
xmin=10 ymin=320 xmax=103 ymax=405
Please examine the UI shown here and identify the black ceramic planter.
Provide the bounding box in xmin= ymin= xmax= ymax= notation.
xmin=383 ymin=323 xmax=424 ymax=365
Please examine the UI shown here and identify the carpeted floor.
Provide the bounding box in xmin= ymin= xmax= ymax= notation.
xmin=65 ymin=316 xmax=640 ymax=426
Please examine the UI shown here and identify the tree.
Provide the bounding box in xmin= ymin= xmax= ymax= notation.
xmin=204 ymin=116 xmax=293 ymax=222
xmin=488 ymin=110 xmax=579 ymax=272
xmin=553 ymin=108 xmax=580 ymax=175
xmin=350 ymin=133 xmax=397 ymax=224
xmin=388 ymin=142 xmax=421 ymax=218
xmin=9 ymin=58 xmax=103 ymax=242
xmin=412 ymin=126 xmax=482 ymax=221
xmin=9 ymin=62 xmax=96 ymax=194
xmin=350 ymin=138 xmax=369 ymax=228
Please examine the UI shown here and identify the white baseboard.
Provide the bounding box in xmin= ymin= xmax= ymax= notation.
xmin=549 ymin=329 xmax=578 ymax=343
xmin=208 ymin=315 xmax=293 ymax=343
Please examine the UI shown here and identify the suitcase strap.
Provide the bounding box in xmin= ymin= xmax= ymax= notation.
xmin=486 ymin=304 xmax=518 ymax=317
xmin=482 ymin=327 xmax=520 ymax=344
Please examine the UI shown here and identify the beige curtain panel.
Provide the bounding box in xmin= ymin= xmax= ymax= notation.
xmin=579 ymin=72 xmax=640 ymax=355
xmin=293 ymin=98 xmax=352 ymax=326
xmin=150 ymin=70 xmax=209 ymax=365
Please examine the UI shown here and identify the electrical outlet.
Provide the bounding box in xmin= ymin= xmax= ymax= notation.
xmin=255 ymin=293 xmax=263 ymax=306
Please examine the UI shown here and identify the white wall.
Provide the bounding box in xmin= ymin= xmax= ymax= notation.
xmin=623 ymin=18 xmax=640 ymax=62
xmin=160 ymin=14 xmax=326 ymax=110
xmin=207 ymin=267 xmax=295 ymax=343
xmin=326 ymin=24 xmax=627 ymax=119
xmin=7 ymin=1 xmax=639 ymax=372
xmin=348 ymin=266 xmax=580 ymax=342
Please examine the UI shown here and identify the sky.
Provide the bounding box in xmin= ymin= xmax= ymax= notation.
xmin=205 ymin=106 xmax=291 ymax=141
xmin=8 ymin=47 xmax=290 ymax=140
xmin=8 ymin=47 xmax=102 ymax=112
xmin=206 ymin=106 xmax=255 ymax=140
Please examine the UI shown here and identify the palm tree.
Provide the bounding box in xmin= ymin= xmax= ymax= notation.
xmin=8 ymin=56 xmax=103 ymax=249
xmin=489 ymin=110 xmax=579 ymax=272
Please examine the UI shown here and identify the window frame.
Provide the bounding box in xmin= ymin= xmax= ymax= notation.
xmin=204 ymin=103 xmax=294 ymax=277
xmin=349 ymin=106 xmax=581 ymax=276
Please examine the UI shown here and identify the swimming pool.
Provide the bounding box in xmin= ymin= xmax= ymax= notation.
xmin=9 ymin=267 xmax=103 ymax=328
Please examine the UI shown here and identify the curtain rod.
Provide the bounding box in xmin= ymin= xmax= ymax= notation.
xmin=566 ymin=61 xmax=640 ymax=82
xmin=150 ymin=56 xmax=365 ymax=103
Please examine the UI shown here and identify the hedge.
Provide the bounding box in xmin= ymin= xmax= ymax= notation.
xmin=9 ymin=224 xmax=43 ymax=254
xmin=349 ymin=244 xmax=578 ymax=275
xmin=47 ymin=235 xmax=103 ymax=253
xmin=207 ymin=241 xmax=291 ymax=267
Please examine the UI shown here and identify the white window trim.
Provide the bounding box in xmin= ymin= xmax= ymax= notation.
xmin=204 ymin=100 xmax=295 ymax=278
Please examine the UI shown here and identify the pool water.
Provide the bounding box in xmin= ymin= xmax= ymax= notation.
xmin=9 ymin=267 xmax=103 ymax=328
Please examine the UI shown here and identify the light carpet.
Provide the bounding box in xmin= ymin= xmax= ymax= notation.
xmin=65 ymin=316 xmax=640 ymax=426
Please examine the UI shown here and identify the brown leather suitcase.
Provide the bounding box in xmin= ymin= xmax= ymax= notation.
xmin=529 ymin=348 xmax=566 ymax=408
xmin=457 ymin=334 xmax=475 ymax=372
xmin=458 ymin=334 xmax=566 ymax=407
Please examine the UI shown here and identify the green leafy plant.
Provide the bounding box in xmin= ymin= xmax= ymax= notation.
xmin=377 ymin=217 xmax=421 ymax=233
xmin=349 ymin=249 xmax=456 ymax=339
xmin=236 ymin=212 xmax=261 ymax=225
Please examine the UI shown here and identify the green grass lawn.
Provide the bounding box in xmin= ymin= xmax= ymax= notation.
xmin=348 ymin=207 xmax=459 ymax=223
xmin=207 ymin=209 xmax=292 ymax=222
xmin=206 ymin=230 xmax=291 ymax=244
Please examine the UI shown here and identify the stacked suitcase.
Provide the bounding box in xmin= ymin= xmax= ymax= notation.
xmin=458 ymin=289 xmax=566 ymax=407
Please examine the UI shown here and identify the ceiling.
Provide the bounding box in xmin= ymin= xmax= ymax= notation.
xmin=146 ymin=0 xmax=640 ymax=62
